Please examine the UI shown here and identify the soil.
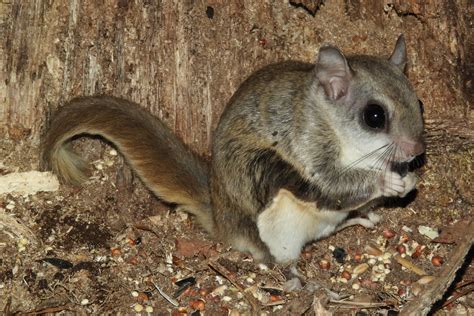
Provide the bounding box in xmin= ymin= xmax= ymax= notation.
xmin=0 ymin=126 xmax=472 ymax=315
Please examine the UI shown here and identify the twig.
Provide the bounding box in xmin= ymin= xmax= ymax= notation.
xmin=23 ymin=305 xmax=71 ymax=315
xmin=134 ymin=224 xmax=161 ymax=239
xmin=208 ymin=260 xmax=260 ymax=313
xmin=330 ymin=300 xmax=394 ymax=308
xmin=454 ymin=279 xmax=474 ymax=290
xmin=442 ymin=285 xmax=474 ymax=307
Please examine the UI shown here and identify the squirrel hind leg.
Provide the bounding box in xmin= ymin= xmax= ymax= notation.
xmin=49 ymin=143 xmax=90 ymax=185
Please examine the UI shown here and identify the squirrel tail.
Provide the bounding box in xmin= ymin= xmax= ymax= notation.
xmin=41 ymin=96 xmax=214 ymax=234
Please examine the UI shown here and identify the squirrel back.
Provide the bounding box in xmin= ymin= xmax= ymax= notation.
xmin=41 ymin=96 xmax=214 ymax=233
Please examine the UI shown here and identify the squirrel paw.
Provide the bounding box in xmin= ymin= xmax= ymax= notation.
xmin=336 ymin=211 xmax=381 ymax=232
xmin=380 ymin=171 xmax=417 ymax=198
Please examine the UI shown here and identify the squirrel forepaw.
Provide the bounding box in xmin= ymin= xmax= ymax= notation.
xmin=380 ymin=171 xmax=417 ymax=198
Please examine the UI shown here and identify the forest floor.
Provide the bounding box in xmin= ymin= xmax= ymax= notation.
xmin=0 ymin=135 xmax=472 ymax=315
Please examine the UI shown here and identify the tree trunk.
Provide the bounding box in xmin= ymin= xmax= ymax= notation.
xmin=1 ymin=0 xmax=471 ymax=157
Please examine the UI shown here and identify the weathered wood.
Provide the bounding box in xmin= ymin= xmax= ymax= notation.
xmin=400 ymin=220 xmax=474 ymax=315
xmin=1 ymin=1 xmax=471 ymax=157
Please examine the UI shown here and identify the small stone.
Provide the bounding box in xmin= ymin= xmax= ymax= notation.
xmin=109 ymin=149 xmax=118 ymax=156
xmin=80 ymin=299 xmax=89 ymax=305
xmin=352 ymin=283 xmax=360 ymax=290
xmin=131 ymin=291 xmax=139 ymax=297
xmin=222 ymin=296 xmax=232 ymax=302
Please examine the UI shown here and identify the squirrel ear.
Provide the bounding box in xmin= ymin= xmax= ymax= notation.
xmin=315 ymin=46 xmax=352 ymax=101
xmin=389 ymin=34 xmax=407 ymax=71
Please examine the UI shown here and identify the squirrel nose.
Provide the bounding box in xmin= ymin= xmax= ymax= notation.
xmin=399 ymin=139 xmax=425 ymax=157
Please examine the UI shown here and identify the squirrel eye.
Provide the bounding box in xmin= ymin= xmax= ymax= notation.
xmin=418 ymin=99 xmax=424 ymax=114
xmin=363 ymin=104 xmax=386 ymax=129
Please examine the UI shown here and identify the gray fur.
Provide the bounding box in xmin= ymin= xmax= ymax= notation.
xmin=42 ymin=36 xmax=424 ymax=263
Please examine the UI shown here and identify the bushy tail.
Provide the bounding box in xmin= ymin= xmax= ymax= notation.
xmin=41 ymin=96 xmax=214 ymax=234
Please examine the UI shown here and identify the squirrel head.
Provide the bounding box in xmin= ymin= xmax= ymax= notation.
xmin=313 ymin=35 xmax=425 ymax=171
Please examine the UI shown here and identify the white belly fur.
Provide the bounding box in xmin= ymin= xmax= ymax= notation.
xmin=257 ymin=189 xmax=349 ymax=263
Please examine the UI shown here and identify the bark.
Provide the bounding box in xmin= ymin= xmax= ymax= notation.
xmin=1 ymin=0 xmax=471 ymax=156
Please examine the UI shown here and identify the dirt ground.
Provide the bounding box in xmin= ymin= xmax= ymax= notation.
xmin=0 ymin=120 xmax=472 ymax=315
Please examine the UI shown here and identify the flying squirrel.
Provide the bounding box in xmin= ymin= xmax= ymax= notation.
xmin=41 ymin=35 xmax=425 ymax=264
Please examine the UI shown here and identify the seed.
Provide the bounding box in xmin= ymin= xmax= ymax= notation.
xmin=383 ymin=228 xmax=396 ymax=239
xmin=145 ymin=305 xmax=154 ymax=313
xmin=411 ymin=283 xmax=422 ymax=296
xmin=332 ymin=247 xmax=347 ymax=263
xmin=341 ymin=270 xmax=351 ymax=280
xmin=400 ymin=233 xmax=410 ymax=243
xmin=319 ymin=260 xmax=330 ymax=270
xmin=365 ymin=243 xmax=383 ymax=256
xmin=368 ymin=258 xmax=377 ymax=265
xmin=396 ymin=245 xmax=406 ymax=254
xmin=353 ymin=252 xmax=363 ymax=262
xmin=301 ymin=249 xmax=312 ymax=259
xmin=397 ymin=287 xmax=406 ymax=296
xmin=137 ymin=292 xmax=149 ymax=302
xmin=411 ymin=244 xmax=424 ymax=259
xmin=189 ymin=299 xmax=205 ymax=311
xmin=111 ymin=247 xmax=121 ymax=256
xmin=134 ymin=304 xmax=144 ymax=312
xmin=353 ymin=263 xmax=369 ymax=275
xmin=417 ymin=275 xmax=435 ymax=284
xmin=431 ymin=255 xmax=443 ymax=266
